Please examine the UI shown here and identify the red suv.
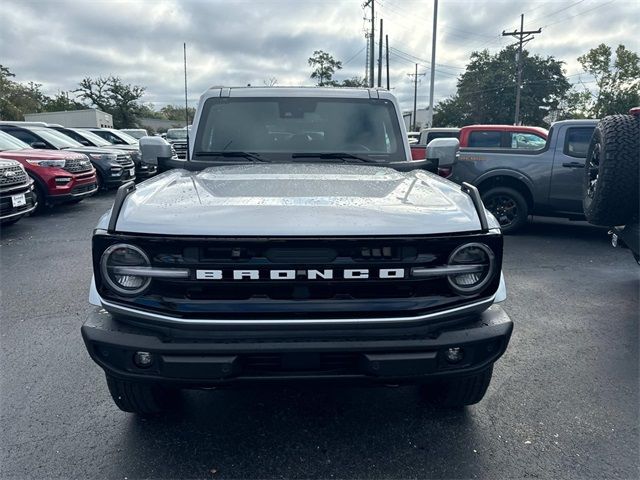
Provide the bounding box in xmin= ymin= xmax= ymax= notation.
xmin=0 ymin=130 xmax=97 ymax=211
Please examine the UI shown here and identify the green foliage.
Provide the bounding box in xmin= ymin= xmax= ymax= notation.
xmin=308 ymin=50 xmax=342 ymax=86
xmin=74 ymin=76 xmax=145 ymax=128
xmin=159 ymin=104 xmax=196 ymax=123
xmin=574 ymin=44 xmax=640 ymax=117
xmin=433 ymin=47 xmax=571 ymax=127
xmin=340 ymin=77 xmax=368 ymax=87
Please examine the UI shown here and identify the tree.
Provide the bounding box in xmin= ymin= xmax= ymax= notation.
xmin=159 ymin=104 xmax=196 ymax=123
xmin=43 ymin=92 xmax=84 ymax=112
xmin=340 ymin=77 xmax=368 ymax=87
xmin=0 ymin=66 xmax=51 ymax=120
xmin=308 ymin=50 xmax=342 ymax=86
xmin=263 ymin=77 xmax=278 ymax=87
xmin=74 ymin=76 xmax=145 ymax=128
xmin=573 ymin=44 xmax=640 ymax=117
xmin=433 ymin=46 xmax=571 ymax=127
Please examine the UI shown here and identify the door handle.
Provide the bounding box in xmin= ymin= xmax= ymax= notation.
xmin=562 ymin=162 xmax=584 ymax=168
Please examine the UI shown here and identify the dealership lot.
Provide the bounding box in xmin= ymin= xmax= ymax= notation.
xmin=1 ymin=191 xmax=638 ymax=479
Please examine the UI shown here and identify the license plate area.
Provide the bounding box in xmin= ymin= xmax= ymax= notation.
xmin=11 ymin=193 xmax=26 ymax=207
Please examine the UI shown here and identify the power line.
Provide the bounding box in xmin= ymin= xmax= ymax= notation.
xmin=407 ymin=64 xmax=426 ymax=130
xmin=541 ymin=0 xmax=616 ymax=28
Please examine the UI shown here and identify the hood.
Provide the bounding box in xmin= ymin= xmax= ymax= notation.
xmin=106 ymin=144 xmax=138 ymax=151
xmin=112 ymin=164 xmax=496 ymax=236
xmin=0 ymin=148 xmax=86 ymax=161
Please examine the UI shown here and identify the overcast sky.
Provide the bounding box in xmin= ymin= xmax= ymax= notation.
xmin=1 ymin=0 xmax=638 ymax=112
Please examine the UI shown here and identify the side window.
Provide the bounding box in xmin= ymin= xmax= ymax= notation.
xmin=468 ymin=131 xmax=502 ymax=148
xmin=510 ymin=132 xmax=546 ymax=150
xmin=564 ymin=127 xmax=594 ymax=158
xmin=4 ymin=129 xmax=41 ymax=147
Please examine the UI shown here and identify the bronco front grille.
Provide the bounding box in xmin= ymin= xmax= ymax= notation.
xmin=0 ymin=164 xmax=28 ymax=187
xmin=64 ymin=157 xmax=92 ymax=173
xmin=94 ymin=233 xmax=503 ymax=320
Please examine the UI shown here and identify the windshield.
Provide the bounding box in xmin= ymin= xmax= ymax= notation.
xmin=121 ymin=129 xmax=147 ymax=139
xmin=111 ymin=130 xmax=138 ymax=144
xmin=71 ymin=129 xmax=112 ymax=147
xmin=194 ymin=97 xmax=405 ymax=162
xmin=33 ymin=128 xmax=83 ymax=148
xmin=166 ymin=129 xmax=188 ymax=140
xmin=0 ymin=130 xmax=31 ymax=151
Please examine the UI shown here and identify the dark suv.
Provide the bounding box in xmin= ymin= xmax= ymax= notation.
xmin=51 ymin=127 xmax=156 ymax=180
xmin=0 ymin=124 xmax=135 ymax=190
xmin=0 ymin=158 xmax=36 ymax=226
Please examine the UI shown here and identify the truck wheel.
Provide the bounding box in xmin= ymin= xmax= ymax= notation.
xmin=583 ymin=114 xmax=639 ymax=226
xmin=482 ymin=187 xmax=528 ymax=234
xmin=29 ymin=181 xmax=47 ymax=214
xmin=422 ymin=366 xmax=493 ymax=408
xmin=106 ymin=375 xmax=181 ymax=416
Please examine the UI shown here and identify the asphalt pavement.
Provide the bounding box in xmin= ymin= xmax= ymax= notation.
xmin=1 ymin=191 xmax=638 ymax=479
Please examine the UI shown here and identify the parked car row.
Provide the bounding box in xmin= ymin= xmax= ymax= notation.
xmin=0 ymin=121 xmax=160 ymax=227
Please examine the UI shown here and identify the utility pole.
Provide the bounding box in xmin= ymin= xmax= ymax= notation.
xmin=377 ymin=18 xmax=383 ymax=88
xmin=364 ymin=33 xmax=370 ymax=86
xmin=427 ymin=0 xmax=438 ymax=128
xmin=364 ymin=0 xmax=375 ymax=87
xmin=502 ymin=14 xmax=541 ymax=125
xmin=407 ymin=64 xmax=426 ymax=131
xmin=385 ymin=34 xmax=390 ymax=90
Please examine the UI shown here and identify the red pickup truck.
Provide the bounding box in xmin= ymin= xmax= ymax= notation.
xmin=411 ymin=125 xmax=549 ymax=175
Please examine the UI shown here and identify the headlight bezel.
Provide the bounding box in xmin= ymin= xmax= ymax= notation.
xmin=100 ymin=243 xmax=152 ymax=296
xmin=447 ymin=242 xmax=496 ymax=295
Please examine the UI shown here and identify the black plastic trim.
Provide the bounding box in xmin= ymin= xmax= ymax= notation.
xmin=107 ymin=181 xmax=136 ymax=233
xmin=461 ymin=182 xmax=488 ymax=232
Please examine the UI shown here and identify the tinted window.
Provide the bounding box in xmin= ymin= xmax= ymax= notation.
xmin=564 ymin=127 xmax=594 ymax=158
xmin=510 ymin=132 xmax=546 ymax=150
xmin=0 ymin=130 xmax=31 ymax=151
xmin=32 ymin=128 xmax=83 ymax=148
xmin=195 ymin=97 xmax=405 ymax=161
xmin=426 ymin=131 xmax=459 ymax=144
xmin=71 ymin=129 xmax=112 ymax=147
xmin=468 ymin=131 xmax=502 ymax=148
xmin=3 ymin=129 xmax=42 ymax=146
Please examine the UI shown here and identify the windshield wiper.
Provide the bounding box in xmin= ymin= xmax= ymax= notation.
xmin=291 ymin=152 xmax=380 ymax=163
xmin=193 ymin=151 xmax=270 ymax=162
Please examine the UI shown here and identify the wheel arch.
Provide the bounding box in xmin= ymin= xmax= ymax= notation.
xmin=476 ymin=172 xmax=534 ymax=210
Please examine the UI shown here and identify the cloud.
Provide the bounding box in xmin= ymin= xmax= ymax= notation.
xmin=1 ymin=0 xmax=637 ymax=113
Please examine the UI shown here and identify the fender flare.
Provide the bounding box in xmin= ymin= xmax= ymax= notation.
xmin=474 ymin=169 xmax=535 ymax=195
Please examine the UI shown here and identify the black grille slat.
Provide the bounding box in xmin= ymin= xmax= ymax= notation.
xmin=115 ymin=154 xmax=134 ymax=167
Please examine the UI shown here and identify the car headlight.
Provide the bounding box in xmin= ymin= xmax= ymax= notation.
xmin=447 ymin=243 xmax=495 ymax=295
xmin=26 ymin=159 xmax=66 ymax=168
xmin=100 ymin=244 xmax=151 ymax=295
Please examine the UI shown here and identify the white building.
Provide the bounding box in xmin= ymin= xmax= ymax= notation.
xmin=24 ymin=109 xmax=113 ymax=128
xmin=402 ymin=107 xmax=432 ymax=130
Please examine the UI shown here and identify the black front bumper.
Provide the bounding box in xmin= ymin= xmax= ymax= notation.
xmin=81 ymin=305 xmax=513 ymax=387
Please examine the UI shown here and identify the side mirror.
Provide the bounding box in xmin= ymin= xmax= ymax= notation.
xmin=139 ymin=136 xmax=173 ymax=166
xmin=31 ymin=141 xmax=48 ymax=149
xmin=80 ymin=140 xmax=91 ymax=146
xmin=426 ymin=138 xmax=459 ymax=167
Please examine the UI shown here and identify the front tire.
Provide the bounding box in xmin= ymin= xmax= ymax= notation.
xmin=29 ymin=181 xmax=47 ymax=214
xmin=106 ymin=375 xmax=181 ymax=416
xmin=421 ymin=366 xmax=493 ymax=408
xmin=482 ymin=187 xmax=528 ymax=234
xmin=583 ymin=114 xmax=639 ymax=226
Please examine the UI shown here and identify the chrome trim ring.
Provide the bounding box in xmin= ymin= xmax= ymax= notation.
xmin=446 ymin=242 xmax=495 ymax=295
xmin=100 ymin=244 xmax=152 ymax=296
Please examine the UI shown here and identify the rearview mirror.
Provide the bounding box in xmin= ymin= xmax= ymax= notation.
xmin=31 ymin=141 xmax=48 ymax=149
xmin=139 ymin=136 xmax=173 ymax=166
xmin=426 ymin=138 xmax=459 ymax=167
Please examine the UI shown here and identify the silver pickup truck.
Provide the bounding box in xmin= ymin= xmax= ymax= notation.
xmin=446 ymin=119 xmax=598 ymax=233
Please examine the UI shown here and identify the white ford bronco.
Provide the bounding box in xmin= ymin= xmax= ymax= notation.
xmin=82 ymin=87 xmax=512 ymax=415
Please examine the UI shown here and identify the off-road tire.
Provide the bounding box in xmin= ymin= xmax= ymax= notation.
xmin=106 ymin=375 xmax=181 ymax=416
xmin=583 ymin=114 xmax=639 ymax=226
xmin=482 ymin=187 xmax=528 ymax=234
xmin=422 ymin=366 xmax=493 ymax=408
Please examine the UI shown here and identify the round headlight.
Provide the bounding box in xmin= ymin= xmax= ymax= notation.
xmin=100 ymin=244 xmax=151 ymax=295
xmin=447 ymin=243 xmax=495 ymax=295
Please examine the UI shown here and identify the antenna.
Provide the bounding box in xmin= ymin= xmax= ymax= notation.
xmin=183 ymin=42 xmax=190 ymax=160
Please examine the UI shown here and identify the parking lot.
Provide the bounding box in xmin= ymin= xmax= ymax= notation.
xmin=1 ymin=191 xmax=638 ymax=479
